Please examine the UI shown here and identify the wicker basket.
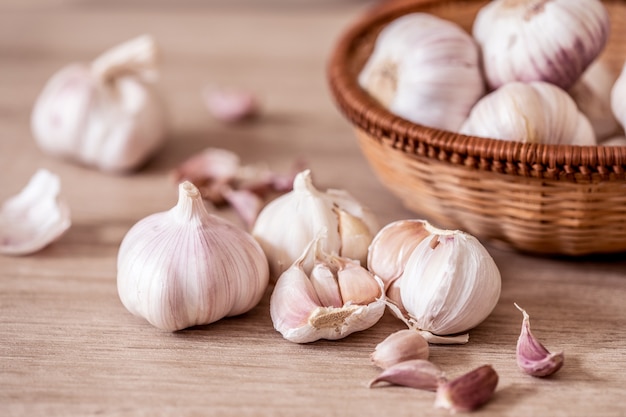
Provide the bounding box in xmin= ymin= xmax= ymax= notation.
xmin=328 ymin=0 xmax=626 ymax=256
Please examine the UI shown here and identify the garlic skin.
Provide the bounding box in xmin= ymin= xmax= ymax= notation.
xmin=473 ymin=0 xmax=610 ymax=90
xmin=31 ymin=35 xmax=167 ymax=173
xmin=358 ymin=13 xmax=485 ymax=131
xmin=117 ymin=181 xmax=269 ymax=331
xmin=269 ymin=239 xmax=385 ymax=343
xmin=515 ymin=304 xmax=564 ymax=377
xmin=370 ymin=329 xmax=429 ymax=369
xmin=0 ymin=169 xmax=71 ymax=256
xmin=570 ymin=61 xmax=621 ymax=141
xmin=252 ymin=170 xmax=378 ymax=280
xmin=399 ymin=225 xmax=501 ymax=339
xmin=460 ymin=81 xmax=596 ymax=145
xmin=611 ymin=63 xmax=626 ymax=131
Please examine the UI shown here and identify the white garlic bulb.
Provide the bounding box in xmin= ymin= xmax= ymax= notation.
xmin=611 ymin=63 xmax=626 ymax=131
xmin=252 ymin=169 xmax=378 ymax=280
xmin=117 ymin=181 xmax=269 ymax=331
xmin=270 ymin=237 xmax=385 ymax=343
xmin=0 ymin=169 xmax=71 ymax=256
xmin=570 ymin=61 xmax=621 ymax=141
xmin=473 ymin=0 xmax=610 ymax=90
xmin=460 ymin=81 xmax=596 ymax=145
xmin=358 ymin=13 xmax=485 ymax=131
xmin=31 ymin=35 xmax=167 ymax=173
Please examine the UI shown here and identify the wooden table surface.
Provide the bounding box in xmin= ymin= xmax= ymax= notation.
xmin=1 ymin=1 xmax=626 ymax=416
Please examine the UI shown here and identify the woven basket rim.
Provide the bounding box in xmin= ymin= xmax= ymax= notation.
xmin=327 ymin=0 xmax=626 ymax=182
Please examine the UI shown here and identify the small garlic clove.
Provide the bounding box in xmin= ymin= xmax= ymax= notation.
xmin=336 ymin=257 xmax=381 ymax=306
xmin=385 ymin=279 xmax=407 ymax=316
xmin=310 ymin=262 xmax=343 ymax=308
xmin=203 ymin=86 xmax=259 ymax=123
xmin=369 ymin=359 xmax=445 ymax=391
xmin=0 ymin=170 xmax=71 ymax=256
xmin=515 ymin=303 xmax=564 ymax=377
xmin=434 ymin=365 xmax=498 ymax=413
xmin=335 ymin=208 xmax=373 ymax=267
xmin=171 ymin=147 xmax=241 ymax=186
xmin=370 ymin=329 xmax=429 ymax=369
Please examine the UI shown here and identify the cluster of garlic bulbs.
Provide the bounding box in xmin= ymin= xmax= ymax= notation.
xmin=361 ymin=0 xmax=626 ymax=145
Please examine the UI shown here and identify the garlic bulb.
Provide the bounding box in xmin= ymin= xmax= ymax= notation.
xmin=252 ymin=169 xmax=378 ymax=280
xmin=358 ymin=13 xmax=485 ymax=131
xmin=569 ymin=61 xmax=621 ymax=141
xmin=31 ymin=35 xmax=167 ymax=173
xmin=269 ymin=237 xmax=385 ymax=343
xmin=473 ymin=0 xmax=610 ymax=90
xmin=0 ymin=169 xmax=71 ymax=256
xmin=611 ymin=63 xmax=626 ymax=131
xmin=117 ymin=181 xmax=269 ymax=331
xmin=460 ymin=81 xmax=596 ymax=145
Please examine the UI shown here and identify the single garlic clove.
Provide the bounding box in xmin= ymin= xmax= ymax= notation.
xmin=335 ymin=208 xmax=373 ymax=267
xmin=310 ymin=262 xmax=343 ymax=308
xmin=385 ymin=279 xmax=407 ymax=315
xmin=171 ymin=147 xmax=241 ymax=186
xmin=0 ymin=170 xmax=71 ymax=256
xmin=336 ymin=257 xmax=381 ymax=306
xmin=473 ymin=0 xmax=610 ymax=90
xmin=367 ymin=219 xmax=431 ymax=288
xmin=611 ymin=63 xmax=626 ymax=132
xmin=460 ymin=81 xmax=596 ymax=146
xmin=370 ymin=329 xmax=429 ymax=369
xmin=203 ymin=87 xmax=260 ymax=123
xmin=369 ymin=359 xmax=445 ymax=391
xmin=515 ymin=303 xmax=564 ymax=377
xmin=434 ymin=365 xmax=498 ymax=413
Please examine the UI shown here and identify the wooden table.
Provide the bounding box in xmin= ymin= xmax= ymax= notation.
xmin=1 ymin=1 xmax=625 ymax=416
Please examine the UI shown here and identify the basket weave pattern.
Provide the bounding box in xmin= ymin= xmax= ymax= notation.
xmin=328 ymin=0 xmax=626 ymax=255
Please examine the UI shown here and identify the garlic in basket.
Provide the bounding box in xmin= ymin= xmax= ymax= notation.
xmin=31 ymin=35 xmax=167 ymax=173
xmin=473 ymin=0 xmax=610 ymax=90
xmin=270 ymin=237 xmax=385 ymax=343
xmin=252 ymin=169 xmax=378 ymax=280
xmin=358 ymin=13 xmax=485 ymax=131
xmin=460 ymin=81 xmax=596 ymax=145
xmin=611 ymin=63 xmax=626 ymax=131
xmin=117 ymin=181 xmax=269 ymax=331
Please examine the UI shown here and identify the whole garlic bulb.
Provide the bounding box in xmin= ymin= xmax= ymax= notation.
xmin=460 ymin=81 xmax=596 ymax=145
xmin=252 ymin=169 xmax=378 ymax=280
xmin=611 ymin=63 xmax=626 ymax=131
xmin=31 ymin=35 xmax=167 ymax=173
xmin=358 ymin=13 xmax=485 ymax=131
xmin=117 ymin=181 xmax=269 ymax=331
xmin=473 ymin=0 xmax=610 ymax=90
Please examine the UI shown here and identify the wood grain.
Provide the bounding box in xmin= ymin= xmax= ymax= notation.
xmin=1 ymin=1 xmax=626 ymax=416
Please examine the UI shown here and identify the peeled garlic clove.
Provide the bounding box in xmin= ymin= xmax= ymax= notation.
xmin=460 ymin=81 xmax=596 ymax=145
xmin=0 ymin=170 xmax=71 ymax=256
xmin=367 ymin=219 xmax=431 ymax=288
xmin=117 ymin=181 xmax=269 ymax=331
xmin=253 ymin=169 xmax=378 ymax=281
xmin=203 ymin=87 xmax=259 ymax=123
xmin=369 ymin=359 xmax=445 ymax=391
xmin=31 ymin=35 xmax=167 ymax=173
xmin=435 ymin=365 xmax=498 ymax=413
xmin=515 ymin=303 xmax=564 ymax=377
xmin=400 ymin=225 xmax=501 ymax=339
xmin=611 ymin=63 xmax=626 ymax=131
xmin=370 ymin=329 xmax=429 ymax=369
xmin=359 ymin=13 xmax=485 ymax=131
xmin=569 ymin=61 xmax=621 ymax=141
xmin=473 ymin=0 xmax=610 ymax=90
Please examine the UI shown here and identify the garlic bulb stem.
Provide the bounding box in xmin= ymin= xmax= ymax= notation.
xmin=91 ymin=35 xmax=159 ymax=83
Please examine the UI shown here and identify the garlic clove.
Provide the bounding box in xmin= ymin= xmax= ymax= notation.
xmin=171 ymin=147 xmax=241 ymax=187
xmin=335 ymin=208 xmax=373 ymax=267
xmin=369 ymin=359 xmax=445 ymax=391
xmin=221 ymin=187 xmax=263 ymax=230
xmin=370 ymin=329 xmax=429 ymax=369
xmin=611 ymin=63 xmax=626 ymax=132
xmin=0 ymin=170 xmax=71 ymax=256
xmin=515 ymin=303 xmax=564 ymax=377
xmin=203 ymin=86 xmax=260 ymax=123
xmin=473 ymin=0 xmax=610 ymax=90
xmin=336 ymin=257 xmax=381 ymax=306
xmin=434 ymin=365 xmax=498 ymax=413
xmin=310 ymin=262 xmax=343 ymax=308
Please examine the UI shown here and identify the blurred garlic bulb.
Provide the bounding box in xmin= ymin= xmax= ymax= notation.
xmin=0 ymin=169 xmax=70 ymax=256
xmin=570 ymin=61 xmax=621 ymax=141
xmin=611 ymin=63 xmax=626 ymax=131
xmin=473 ymin=0 xmax=610 ymax=90
xmin=358 ymin=13 xmax=485 ymax=131
xmin=252 ymin=169 xmax=378 ymax=280
xmin=270 ymin=237 xmax=385 ymax=343
xmin=31 ymin=35 xmax=167 ymax=173
xmin=117 ymin=181 xmax=269 ymax=331
xmin=460 ymin=81 xmax=596 ymax=145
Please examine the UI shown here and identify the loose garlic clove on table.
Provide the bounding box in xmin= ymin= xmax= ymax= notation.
xmin=370 ymin=329 xmax=430 ymax=369
xmin=358 ymin=13 xmax=485 ymax=131
xmin=473 ymin=0 xmax=610 ymax=90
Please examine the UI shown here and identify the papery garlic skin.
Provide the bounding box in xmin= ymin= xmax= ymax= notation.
xmin=400 ymin=226 xmax=501 ymax=337
xmin=0 ymin=169 xmax=71 ymax=256
xmin=252 ymin=169 xmax=378 ymax=280
xmin=611 ymin=63 xmax=626 ymax=131
xmin=473 ymin=0 xmax=610 ymax=90
xmin=359 ymin=13 xmax=485 ymax=131
xmin=31 ymin=35 xmax=167 ymax=173
xmin=460 ymin=81 xmax=596 ymax=145
xmin=117 ymin=181 xmax=269 ymax=331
